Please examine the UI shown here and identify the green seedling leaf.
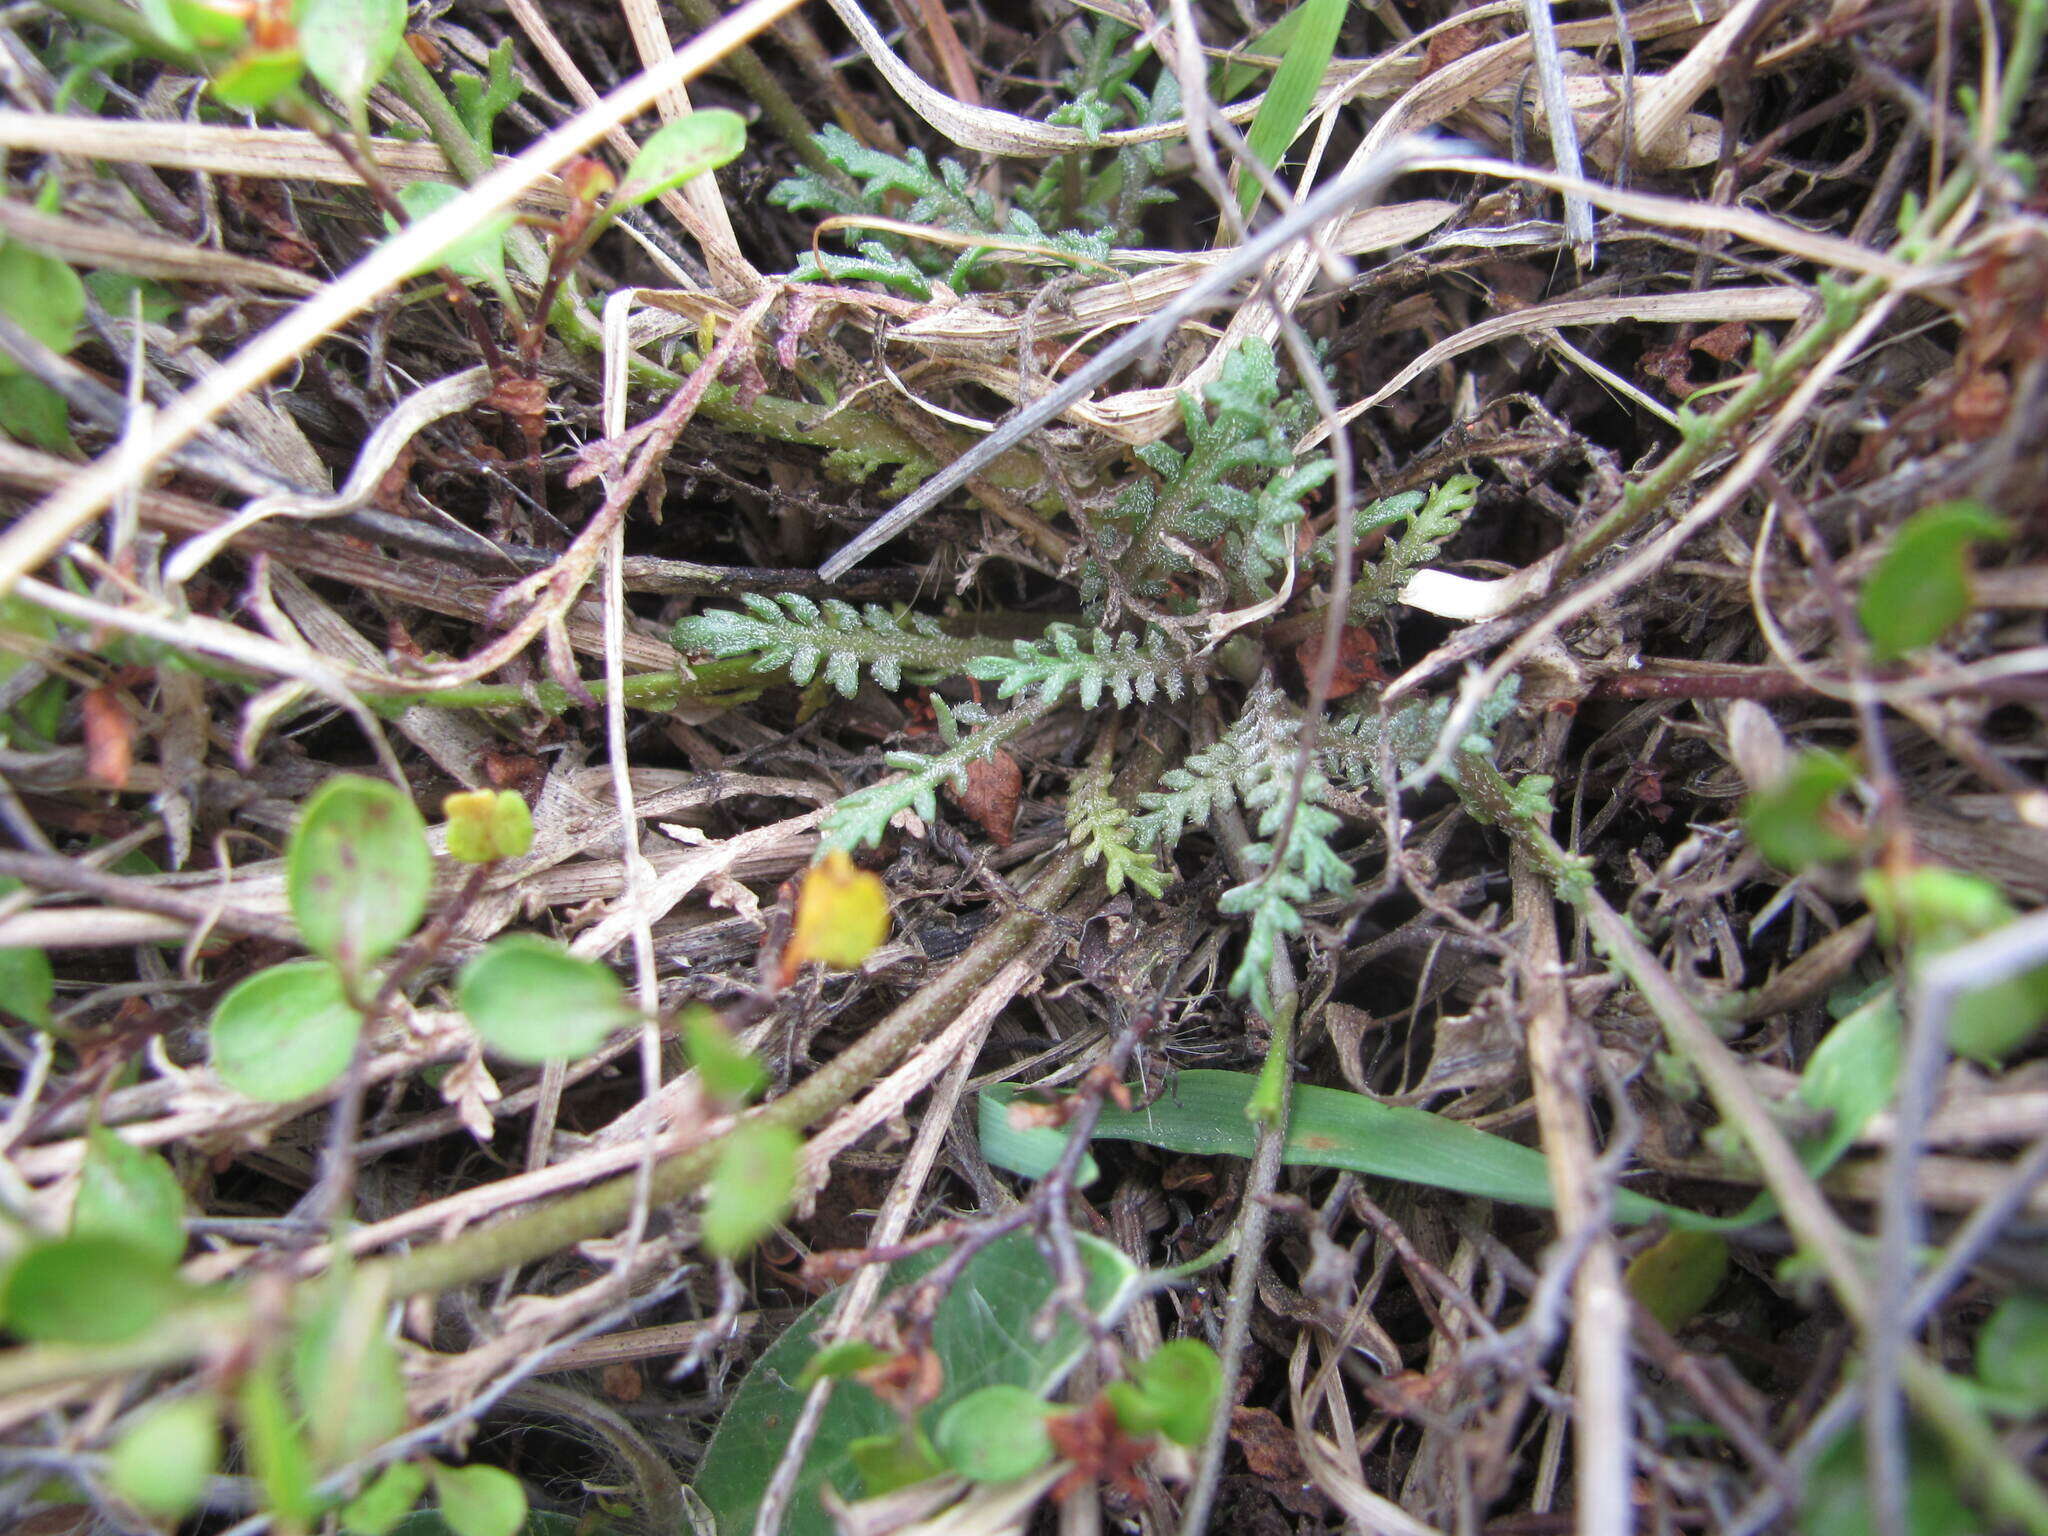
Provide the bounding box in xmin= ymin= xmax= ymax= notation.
xmin=442 ymin=789 xmax=534 ymax=864
xmin=1796 ymin=989 xmax=1901 ymax=1173
xmin=1865 ymin=866 xmax=2048 ymax=1064
xmin=934 ymin=1385 xmax=1054 ymax=1481
xmin=240 ymin=1359 xmax=320 ymax=1532
xmin=615 ymin=111 xmax=747 ymax=211
xmin=288 ymin=774 xmax=431 ymax=976
xmin=1237 ymin=0 xmax=1347 ymax=215
xmin=84 ymin=271 xmax=179 ymax=324
xmin=457 ymin=936 xmax=635 ymax=1064
xmin=292 ymin=1277 xmax=410 ymax=1464
xmin=0 ymin=240 xmax=86 ymax=367
xmin=73 ymin=1125 xmax=185 ymax=1266
xmin=1975 ymin=1292 xmax=2048 ymax=1415
xmin=210 ymin=47 xmax=305 ymax=111
xmin=681 ymin=1004 xmax=767 ymax=1104
xmin=210 ymin=959 xmax=362 ymax=1101
xmin=1624 ymin=1231 xmax=1729 ymax=1332
xmin=137 ymin=0 xmax=248 ymax=49
xmin=697 ymin=1229 xmax=1141 ymax=1536
xmin=430 ymin=1462 xmax=528 ymax=1536
xmin=798 ymin=1338 xmax=891 ymax=1387
xmin=981 ymin=1070 xmax=1681 ymax=1224
xmin=0 ymin=373 xmax=72 ymax=452
xmin=1804 ymin=1426 xmax=1977 ymax=1536
xmin=0 ymin=1235 xmax=180 ymax=1343
xmin=847 ymin=1430 xmax=945 ymax=1497
xmin=1126 ymin=1339 xmax=1222 ymax=1447
xmin=299 ymin=0 xmax=405 ymax=125
xmin=108 ymin=1395 xmax=220 ymax=1521
xmin=1742 ymin=748 xmax=1861 ymax=871
xmin=702 ymin=1120 xmax=800 ymax=1259
xmin=346 ymin=1462 xmax=431 ymax=1536
xmin=1858 ymin=499 xmax=2010 ymax=662
xmin=386 ymin=182 xmax=511 ymax=285
xmin=0 ymin=881 xmax=53 ymax=1026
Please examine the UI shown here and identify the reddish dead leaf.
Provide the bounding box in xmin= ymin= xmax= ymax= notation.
xmin=81 ymin=687 xmax=132 ymax=790
xmin=1293 ymin=626 xmax=1382 ymax=699
xmin=487 ymin=371 xmax=550 ymax=426
xmin=404 ymin=31 xmax=443 ymax=67
xmin=1691 ymin=320 xmax=1750 ymax=362
xmin=1048 ymin=1398 xmax=1152 ymax=1503
xmin=950 ymin=750 xmax=1021 ymax=846
xmin=1951 ymin=367 xmax=2011 ymax=442
xmin=1229 ymin=1406 xmax=1327 ymax=1517
xmin=856 ymin=1345 xmax=945 ymax=1416
xmin=480 ymin=748 xmax=546 ymax=799
xmin=601 ymin=1362 xmax=644 ymax=1403
xmin=1640 ymin=335 xmax=1695 ymax=396
xmin=1419 ymin=21 xmax=1487 ymax=76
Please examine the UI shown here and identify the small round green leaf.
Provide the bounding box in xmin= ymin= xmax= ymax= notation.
xmin=73 ymin=1126 xmax=186 ymax=1266
xmin=429 ymin=1462 xmax=528 ymax=1536
xmin=299 ymin=0 xmax=405 ymax=122
xmin=292 ymin=1282 xmax=410 ymax=1461
xmin=457 ymin=936 xmax=635 ymax=1064
xmin=287 ymin=774 xmax=432 ymax=974
xmin=1742 ymin=749 xmax=1861 ymax=871
xmin=1131 ymin=1338 xmax=1223 ymax=1447
xmin=210 ymin=959 xmax=362 ymax=1102
xmin=0 ymin=943 xmax=53 ymax=1027
xmin=209 ymin=47 xmax=305 ymax=111
xmin=1 ymin=1236 xmax=180 ymax=1343
xmin=344 ymin=1461 xmax=430 ymax=1536
xmin=616 ymin=111 xmax=747 ymax=210
xmin=934 ymin=1385 xmax=1054 ymax=1482
xmin=1858 ymin=500 xmax=2010 ymax=663
xmin=798 ymin=1337 xmax=891 ymax=1388
xmin=0 ymin=241 xmax=86 ymax=369
xmin=109 ymin=1395 xmax=220 ymax=1521
xmin=137 ymin=0 xmax=248 ymax=49
xmin=1976 ymin=1292 xmax=2048 ymax=1414
xmin=1624 ymin=1231 xmax=1729 ymax=1333
xmin=682 ymin=1004 xmax=767 ymax=1104
xmin=386 ymin=182 xmax=511 ymax=285
xmin=701 ymin=1120 xmax=800 ymax=1260
xmin=848 ymin=1429 xmax=945 ymax=1496
xmin=443 ymin=788 xmax=534 ymax=865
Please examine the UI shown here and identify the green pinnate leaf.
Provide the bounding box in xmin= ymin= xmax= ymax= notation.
xmin=616 ymin=111 xmax=748 ymax=210
xmin=73 ymin=1126 xmax=185 ymax=1266
xmin=288 ymin=774 xmax=431 ymax=975
xmin=457 ymin=936 xmax=636 ymax=1064
xmin=210 ymin=959 xmax=362 ymax=1102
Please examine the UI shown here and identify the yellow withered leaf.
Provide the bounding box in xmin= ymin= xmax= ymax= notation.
xmin=784 ymin=850 xmax=889 ymax=980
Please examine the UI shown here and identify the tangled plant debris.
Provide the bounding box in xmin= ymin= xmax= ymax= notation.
xmin=0 ymin=1 xmax=2046 ymax=1534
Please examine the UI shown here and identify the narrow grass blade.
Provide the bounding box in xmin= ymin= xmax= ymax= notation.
xmin=1236 ymin=0 xmax=1347 ymax=216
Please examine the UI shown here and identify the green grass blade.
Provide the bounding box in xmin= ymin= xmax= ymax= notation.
xmin=981 ymin=1070 xmax=1681 ymax=1223
xmin=1236 ymin=0 xmax=1347 ymax=216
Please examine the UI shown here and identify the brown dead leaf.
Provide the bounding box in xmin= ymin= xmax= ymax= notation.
xmin=1419 ymin=21 xmax=1488 ymax=77
xmin=951 ymin=750 xmax=1021 ymax=846
xmin=81 ymin=686 xmax=132 ymax=790
xmin=1692 ymin=321 xmax=1750 ymax=362
xmin=601 ymin=1362 xmax=644 ymax=1403
xmin=1294 ymin=626 xmax=1382 ymax=699
xmin=1229 ymin=1406 xmax=1327 ymax=1517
